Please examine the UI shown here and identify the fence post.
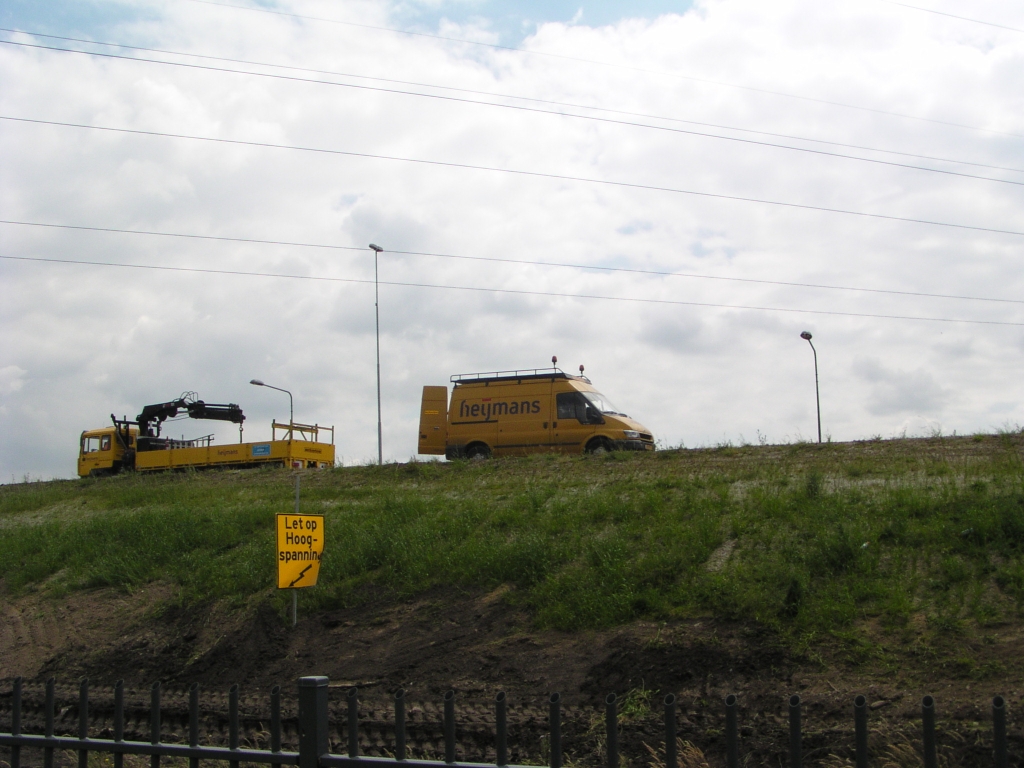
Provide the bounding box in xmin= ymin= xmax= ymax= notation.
xmin=993 ymin=696 xmax=1007 ymax=768
xmin=922 ymin=696 xmax=937 ymax=768
xmin=189 ymin=683 xmax=200 ymax=768
xmin=853 ymin=695 xmax=867 ymax=768
xmin=444 ymin=690 xmax=456 ymax=764
xmin=549 ymin=693 xmax=562 ymax=768
xmin=79 ymin=678 xmax=89 ymax=768
xmin=394 ymin=689 xmax=406 ymax=762
xmin=229 ymin=684 xmax=240 ymax=768
xmin=788 ymin=695 xmax=802 ymax=768
xmin=151 ymin=681 xmax=161 ymax=768
xmin=11 ymin=677 xmax=21 ymax=768
xmin=347 ymin=687 xmax=359 ymax=758
xmin=495 ymin=691 xmax=508 ymax=768
xmin=724 ymin=694 xmax=739 ymax=768
xmin=113 ymin=680 xmax=123 ymax=768
xmin=299 ymin=677 xmax=330 ymax=768
xmin=605 ymin=694 xmax=619 ymax=768
xmin=271 ymin=686 xmax=282 ymax=756
xmin=44 ymin=678 xmax=55 ymax=768
xmin=663 ymin=694 xmax=676 ymax=768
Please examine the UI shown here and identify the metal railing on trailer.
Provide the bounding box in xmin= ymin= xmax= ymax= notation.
xmin=273 ymin=421 xmax=335 ymax=443
xmin=0 ymin=676 xmax=1013 ymax=768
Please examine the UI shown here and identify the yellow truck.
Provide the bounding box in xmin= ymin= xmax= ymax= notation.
xmin=78 ymin=393 xmax=334 ymax=477
xmin=417 ymin=366 xmax=654 ymax=459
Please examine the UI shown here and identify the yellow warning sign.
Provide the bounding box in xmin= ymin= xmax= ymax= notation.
xmin=276 ymin=514 xmax=325 ymax=589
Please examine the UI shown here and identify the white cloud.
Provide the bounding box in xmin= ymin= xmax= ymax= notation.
xmin=852 ymin=357 xmax=951 ymax=417
xmin=0 ymin=366 xmax=27 ymax=396
xmin=2 ymin=0 xmax=1024 ymax=479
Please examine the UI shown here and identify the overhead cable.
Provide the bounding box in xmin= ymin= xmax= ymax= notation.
xmin=175 ymin=0 xmax=1017 ymax=138
xmin=4 ymin=34 xmax=1024 ymax=183
xmin=5 ymin=28 xmax=1022 ymax=176
xmin=879 ymin=1 xmax=1024 ymax=33
xmin=3 ymin=218 xmax=1021 ymax=306
xmin=3 ymin=253 xmax=1021 ymax=327
xmin=4 ymin=37 xmax=1022 ymax=187
xmin=4 ymin=114 xmax=1024 ymax=239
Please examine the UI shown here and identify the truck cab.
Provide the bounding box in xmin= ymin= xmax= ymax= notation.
xmin=78 ymin=426 xmax=137 ymax=477
xmin=418 ymin=367 xmax=654 ymax=459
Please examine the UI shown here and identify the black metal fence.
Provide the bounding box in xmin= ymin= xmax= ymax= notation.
xmin=0 ymin=676 xmax=1013 ymax=768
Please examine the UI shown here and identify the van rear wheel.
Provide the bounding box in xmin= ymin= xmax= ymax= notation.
xmin=466 ymin=443 xmax=491 ymax=460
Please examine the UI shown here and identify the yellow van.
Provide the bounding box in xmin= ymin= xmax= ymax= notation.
xmin=418 ymin=367 xmax=654 ymax=459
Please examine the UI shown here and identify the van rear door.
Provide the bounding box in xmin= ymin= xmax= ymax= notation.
xmin=418 ymin=386 xmax=448 ymax=455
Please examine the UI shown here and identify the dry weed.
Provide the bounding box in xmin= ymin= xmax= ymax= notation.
xmin=644 ymin=737 xmax=710 ymax=768
xmin=818 ymin=735 xmax=953 ymax=768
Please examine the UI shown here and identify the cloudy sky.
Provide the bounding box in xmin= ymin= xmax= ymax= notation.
xmin=2 ymin=0 xmax=1023 ymax=480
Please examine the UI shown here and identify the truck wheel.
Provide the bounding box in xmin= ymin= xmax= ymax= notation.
xmin=586 ymin=438 xmax=611 ymax=455
xmin=466 ymin=443 xmax=491 ymax=461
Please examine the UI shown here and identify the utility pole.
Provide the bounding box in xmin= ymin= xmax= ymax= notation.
xmin=369 ymin=243 xmax=384 ymax=465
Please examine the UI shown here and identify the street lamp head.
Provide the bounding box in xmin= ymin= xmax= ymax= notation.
xmin=369 ymin=243 xmax=383 ymax=253
xmin=249 ymin=379 xmax=265 ymax=386
xmin=800 ymin=331 xmax=813 ymax=341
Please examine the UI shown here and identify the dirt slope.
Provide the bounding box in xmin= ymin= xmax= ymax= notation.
xmin=2 ymin=582 xmax=1024 ymax=767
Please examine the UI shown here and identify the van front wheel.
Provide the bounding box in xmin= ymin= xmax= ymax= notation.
xmin=466 ymin=443 xmax=491 ymax=461
xmin=586 ymin=438 xmax=612 ymax=455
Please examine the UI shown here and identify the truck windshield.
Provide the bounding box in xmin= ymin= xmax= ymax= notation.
xmin=583 ymin=392 xmax=626 ymax=417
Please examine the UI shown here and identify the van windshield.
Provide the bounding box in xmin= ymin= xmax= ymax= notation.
xmin=583 ymin=391 xmax=626 ymax=417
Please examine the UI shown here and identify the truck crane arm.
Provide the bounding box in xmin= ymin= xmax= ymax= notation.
xmin=186 ymin=400 xmax=245 ymax=424
xmin=135 ymin=391 xmax=245 ymax=436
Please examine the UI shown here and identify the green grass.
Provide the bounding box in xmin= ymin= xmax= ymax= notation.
xmin=2 ymin=435 xmax=1024 ymax=648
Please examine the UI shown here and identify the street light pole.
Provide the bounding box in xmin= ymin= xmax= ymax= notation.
xmin=799 ymin=332 xmax=821 ymax=443
xmin=369 ymin=243 xmax=384 ymax=466
xmin=249 ymin=379 xmax=294 ymax=437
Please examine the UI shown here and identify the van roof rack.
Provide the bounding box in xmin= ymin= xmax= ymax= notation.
xmin=451 ymin=367 xmax=571 ymax=384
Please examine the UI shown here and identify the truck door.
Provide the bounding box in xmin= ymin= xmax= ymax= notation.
xmin=553 ymin=391 xmax=597 ymax=453
xmin=418 ymin=386 xmax=448 ymax=455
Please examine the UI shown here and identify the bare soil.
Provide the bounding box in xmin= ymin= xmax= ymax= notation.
xmin=3 ymin=583 xmax=1024 ymax=766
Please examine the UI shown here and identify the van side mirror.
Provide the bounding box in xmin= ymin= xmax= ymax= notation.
xmin=584 ymin=404 xmax=604 ymax=425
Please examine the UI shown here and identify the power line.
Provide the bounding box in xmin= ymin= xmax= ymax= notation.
xmin=175 ymin=0 xmax=1018 ymax=138
xmin=4 ymin=37 xmax=1024 ymax=187
xmin=5 ymin=114 xmax=1024 ymax=239
xmin=0 ymin=219 xmax=363 ymax=252
xmin=5 ymin=27 xmax=1022 ymax=176
xmin=3 ymin=218 xmax=1021 ymax=306
xmin=879 ymin=0 xmax=1024 ymax=33
xmin=3 ymin=253 xmax=1021 ymax=327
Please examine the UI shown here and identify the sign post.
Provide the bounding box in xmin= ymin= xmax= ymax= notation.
xmin=277 ymin=475 xmax=324 ymax=627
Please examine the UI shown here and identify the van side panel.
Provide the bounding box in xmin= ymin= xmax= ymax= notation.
xmin=447 ymin=384 xmax=501 ymax=456
xmin=418 ymin=386 xmax=449 ymax=455
xmin=491 ymin=380 xmax=553 ymax=455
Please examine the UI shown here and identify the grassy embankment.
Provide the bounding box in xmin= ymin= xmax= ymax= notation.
xmin=2 ymin=434 xmax=1023 ymax=665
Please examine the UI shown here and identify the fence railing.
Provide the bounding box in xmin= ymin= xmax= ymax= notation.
xmin=0 ymin=676 xmax=1013 ymax=768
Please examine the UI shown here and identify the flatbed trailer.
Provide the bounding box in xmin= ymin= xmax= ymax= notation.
xmin=79 ymin=420 xmax=334 ymax=477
